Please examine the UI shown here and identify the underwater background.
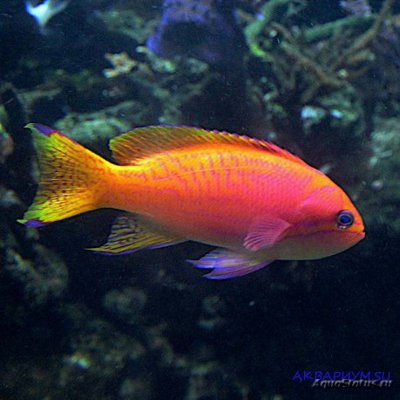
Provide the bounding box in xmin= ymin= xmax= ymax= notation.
xmin=1 ymin=0 xmax=400 ymax=398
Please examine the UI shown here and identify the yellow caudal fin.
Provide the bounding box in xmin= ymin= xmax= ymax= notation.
xmin=18 ymin=124 xmax=110 ymax=228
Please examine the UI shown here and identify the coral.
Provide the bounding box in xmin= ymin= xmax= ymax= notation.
xmin=103 ymin=287 xmax=147 ymax=327
xmin=244 ymin=0 xmax=307 ymax=59
xmin=103 ymin=52 xmax=138 ymax=78
xmin=2 ymin=234 xmax=68 ymax=308
xmin=340 ymin=0 xmax=371 ymax=16
xmin=54 ymin=101 xmax=140 ymax=150
xmin=354 ymin=15 xmax=400 ymax=110
xmin=95 ymin=7 xmax=155 ymax=45
xmin=119 ymin=377 xmax=152 ymax=400
xmin=362 ymin=116 xmax=400 ymax=233
xmin=0 ymin=122 xmax=14 ymax=163
xmin=185 ymin=361 xmax=228 ymax=399
xmin=249 ymin=0 xmax=395 ymax=104
xmin=0 ymin=112 xmax=67 ymax=309
xmin=197 ymin=295 xmax=226 ymax=332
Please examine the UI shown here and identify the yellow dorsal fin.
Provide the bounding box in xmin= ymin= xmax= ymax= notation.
xmin=109 ymin=125 xmax=308 ymax=167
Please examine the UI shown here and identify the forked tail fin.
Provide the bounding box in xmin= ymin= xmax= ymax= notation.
xmin=18 ymin=123 xmax=110 ymax=227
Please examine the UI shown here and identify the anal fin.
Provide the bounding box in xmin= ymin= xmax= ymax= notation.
xmin=88 ymin=214 xmax=184 ymax=255
xmin=188 ymin=249 xmax=273 ymax=280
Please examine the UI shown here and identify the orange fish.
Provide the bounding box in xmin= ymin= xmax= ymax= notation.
xmin=19 ymin=124 xmax=365 ymax=279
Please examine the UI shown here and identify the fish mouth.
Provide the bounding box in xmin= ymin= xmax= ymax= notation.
xmin=354 ymin=229 xmax=366 ymax=241
xmin=344 ymin=228 xmax=365 ymax=243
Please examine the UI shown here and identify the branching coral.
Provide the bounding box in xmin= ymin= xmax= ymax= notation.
xmin=247 ymin=0 xmax=395 ymax=104
xmin=103 ymin=52 xmax=138 ymax=78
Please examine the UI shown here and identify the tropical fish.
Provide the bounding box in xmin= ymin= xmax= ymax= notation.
xmin=25 ymin=0 xmax=69 ymax=31
xmin=19 ymin=124 xmax=365 ymax=280
xmin=147 ymin=0 xmax=246 ymax=66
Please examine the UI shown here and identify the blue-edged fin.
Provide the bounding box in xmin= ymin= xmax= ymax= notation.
xmin=88 ymin=214 xmax=184 ymax=255
xmin=109 ymin=125 xmax=309 ymax=166
xmin=188 ymin=249 xmax=273 ymax=280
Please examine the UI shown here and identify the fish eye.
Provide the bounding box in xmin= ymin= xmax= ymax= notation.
xmin=336 ymin=210 xmax=354 ymax=229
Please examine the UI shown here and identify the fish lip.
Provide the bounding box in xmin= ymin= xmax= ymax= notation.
xmin=354 ymin=230 xmax=365 ymax=241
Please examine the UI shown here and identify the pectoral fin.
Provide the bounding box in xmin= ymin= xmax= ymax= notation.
xmin=188 ymin=249 xmax=273 ymax=280
xmin=88 ymin=213 xmax=184 ymax=255
xmin=243 ymin=217 xmax=291 ymax=252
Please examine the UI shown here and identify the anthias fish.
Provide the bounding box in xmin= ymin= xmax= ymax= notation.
xmin=19 ymin=124 xmax=365 ymax=279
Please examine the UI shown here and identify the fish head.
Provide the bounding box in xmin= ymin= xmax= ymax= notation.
xmin=290 ymin=182 xmax=365 ymax=259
